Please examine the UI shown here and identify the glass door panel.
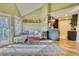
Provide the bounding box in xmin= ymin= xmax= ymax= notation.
xmin=0 ymin=16 xmax=10 ymax=45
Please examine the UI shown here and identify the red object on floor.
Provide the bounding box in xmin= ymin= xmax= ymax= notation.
xmin=28 ymin=36 xmax=41 ymax=43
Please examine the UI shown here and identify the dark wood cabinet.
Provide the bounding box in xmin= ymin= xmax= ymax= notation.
xmin=68 ymin=31 xmax=77 ymax=41
xmin=71 ymin=14 xmax=78 ymax=26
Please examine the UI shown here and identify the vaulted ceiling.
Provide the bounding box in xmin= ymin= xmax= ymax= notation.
xmin=48 ymin=3 xmax=79 ymax=12
xmin=16 ymin=3 xmax=44 ymax=16
xmin=15 ymin=3 xmax=79 ymax=16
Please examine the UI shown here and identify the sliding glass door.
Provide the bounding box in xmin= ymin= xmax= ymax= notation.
xmin=0 ymin=16 xmax=10 ymax=46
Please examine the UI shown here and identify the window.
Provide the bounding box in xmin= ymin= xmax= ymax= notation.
xmin=15 ymin=16 xmax=22 ymax=36
xmin=0 ymin=16 xmax=9 ymax=41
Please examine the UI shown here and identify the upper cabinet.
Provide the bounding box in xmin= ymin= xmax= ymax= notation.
xmin=71 ymin=14 xmax=78 ymax=26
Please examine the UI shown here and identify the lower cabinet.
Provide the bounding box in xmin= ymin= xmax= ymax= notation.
xmin=68 ymin=31 xmax=77 ymax=41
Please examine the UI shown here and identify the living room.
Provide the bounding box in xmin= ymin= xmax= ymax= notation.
xmin=0 ymin=3 xmax=79 ymax=56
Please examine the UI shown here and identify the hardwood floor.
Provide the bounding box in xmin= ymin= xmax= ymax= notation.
xmin=48 ymin=39 xmax=79 ymax=56
xmin=0 ymin=39 xmax=79 ymax=56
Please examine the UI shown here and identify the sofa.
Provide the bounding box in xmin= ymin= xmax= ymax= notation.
xmin=14 ymin=30 xmax=42 ymax=43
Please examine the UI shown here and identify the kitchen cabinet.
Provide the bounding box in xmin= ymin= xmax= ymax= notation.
xmin=68 ymin=31 xmax=77 ymax=41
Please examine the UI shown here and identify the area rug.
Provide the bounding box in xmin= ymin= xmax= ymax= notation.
xmin=37 ymin=44 xmax=64 ymax=55
xmin=0 ymin=43 xmax=64 ymax=56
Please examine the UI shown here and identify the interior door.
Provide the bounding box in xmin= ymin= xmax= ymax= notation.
xmin=0 ymin=16 xmax=10 ymax=46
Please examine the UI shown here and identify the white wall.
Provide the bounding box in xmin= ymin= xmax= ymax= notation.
xmin=22 ymin=4 xmax=48 ymax=33
xmin=76 ymin=14 xmax=79 ymax=42
xmin=41 ymin=4 xmax=48 ymax=32
xmin=59 ymin=19 xmax=71 ymax=39
xmin=23 ymin=23 xmax=41 ymax=32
